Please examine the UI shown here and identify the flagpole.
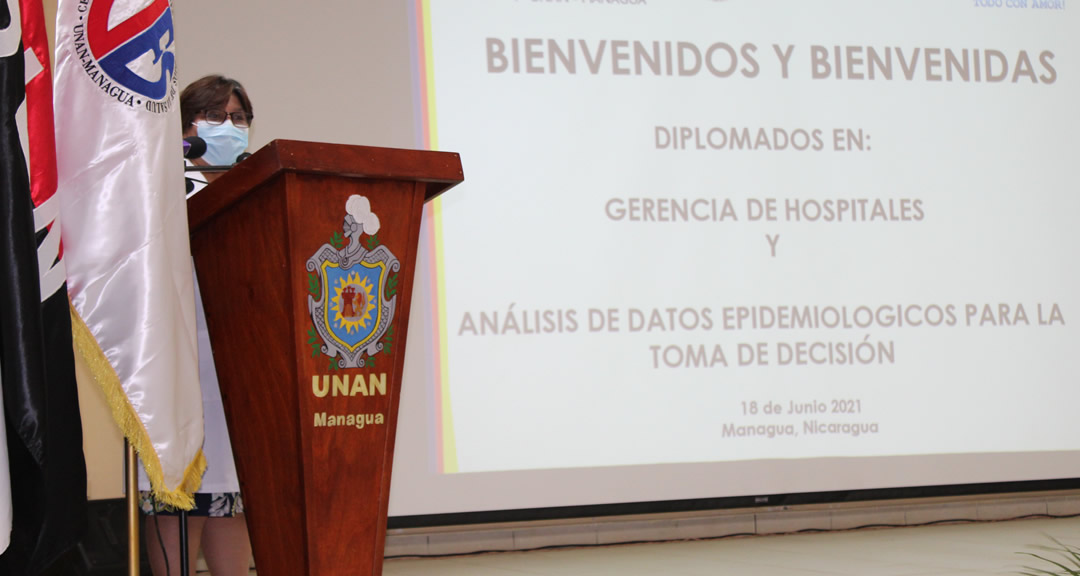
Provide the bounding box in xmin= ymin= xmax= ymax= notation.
xmin=126 ymin=441 xmax=140 ymax=576
xmin=179 ymin=511 xmax=190 ymax=576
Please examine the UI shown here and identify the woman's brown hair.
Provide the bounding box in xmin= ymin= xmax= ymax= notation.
xmin=179 ymin=75 xmax=253 ymax=130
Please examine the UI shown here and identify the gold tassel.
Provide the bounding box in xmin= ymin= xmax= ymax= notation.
xmin=70 ymin=300 xmax=205 ymax=509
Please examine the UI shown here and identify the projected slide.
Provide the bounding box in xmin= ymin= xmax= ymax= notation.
xmin=392 ymin=0 xmax=1077 ymax=515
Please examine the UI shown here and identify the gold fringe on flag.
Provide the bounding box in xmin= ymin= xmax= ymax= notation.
xmin=69 ymin=300 xmax=205 ymax=509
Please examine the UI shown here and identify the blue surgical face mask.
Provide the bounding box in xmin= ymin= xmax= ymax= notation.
xmin=195 ymin=120 xmax=249 ymax=166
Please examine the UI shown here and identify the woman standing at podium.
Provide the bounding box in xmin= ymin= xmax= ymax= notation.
xmin=139 ymin=75 xmax=254 ymax=576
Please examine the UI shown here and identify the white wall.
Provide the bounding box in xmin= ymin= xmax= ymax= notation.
xmin=172 ymin=0 xmax=416 ymax=151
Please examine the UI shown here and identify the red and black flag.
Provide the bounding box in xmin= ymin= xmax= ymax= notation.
xmin=0 ymin=0 xmax=88 ymax=573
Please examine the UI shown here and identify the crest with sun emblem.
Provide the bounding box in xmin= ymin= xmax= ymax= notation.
xmin=306 ymin=195 xmax=398 ymax=369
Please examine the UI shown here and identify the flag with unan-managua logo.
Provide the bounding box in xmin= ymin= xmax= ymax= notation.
xmin=54 ymin=0 xmax=205 ymax=509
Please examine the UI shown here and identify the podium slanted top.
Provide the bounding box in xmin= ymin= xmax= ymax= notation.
xmin=187 ymin=139 xmax=463 ymax=231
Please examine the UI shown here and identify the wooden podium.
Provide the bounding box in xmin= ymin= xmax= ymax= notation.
xmin=187 ymin=140 xmax=463 ymax=576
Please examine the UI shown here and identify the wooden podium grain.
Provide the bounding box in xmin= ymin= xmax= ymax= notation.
xmin=187 ymin=140 xmax=463 ymax=576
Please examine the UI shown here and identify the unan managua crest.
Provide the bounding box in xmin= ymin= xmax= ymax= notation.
xmin=306 ymin=195 xmax=398 ymax=369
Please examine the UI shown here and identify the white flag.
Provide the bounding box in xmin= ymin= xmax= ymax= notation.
xmin=54 ymin=0 xmax=204 ymax=508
